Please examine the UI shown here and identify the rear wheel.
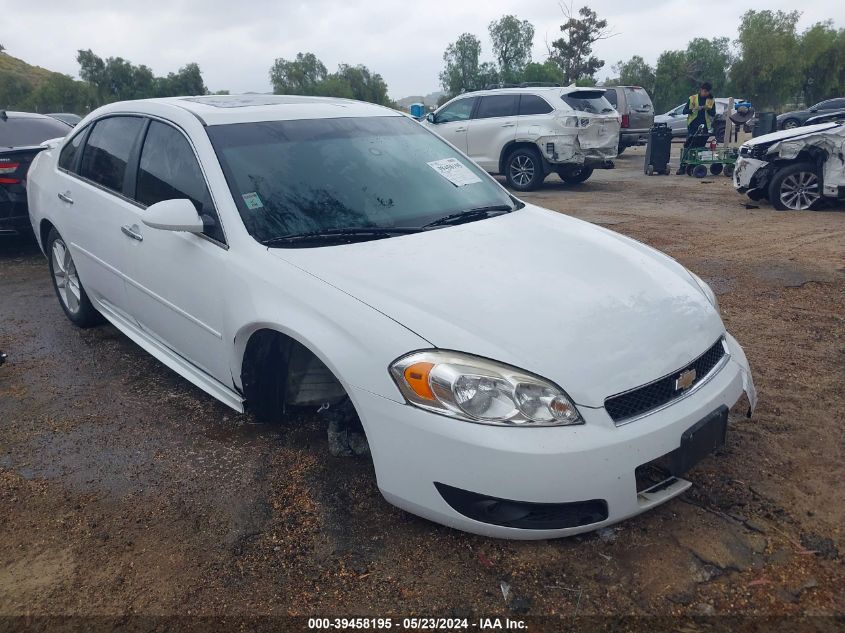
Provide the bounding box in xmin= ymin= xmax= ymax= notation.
xmin=781 ymin=118 xmax=800 ymax=130
xmin=558 ymin=165 xmax=594 ymax=184
xmin=768 ymin=162 xmax=823 ymax=210
xmin=46 ymin=228 xmax=100 ymax=328
xmin=505 ymin=147 xmax=544 ymax=191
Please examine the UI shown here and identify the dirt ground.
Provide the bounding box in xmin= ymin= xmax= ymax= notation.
xmin=1 ymin=144 xmax=843 ymax=626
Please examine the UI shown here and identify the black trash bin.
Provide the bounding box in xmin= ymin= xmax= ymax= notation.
xmin=644 ymin=123 xmax=674 ymax=175
xmin=753 ymin=112 xmax=776 ymax=137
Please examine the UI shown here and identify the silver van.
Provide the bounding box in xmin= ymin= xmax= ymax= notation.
xmin=604 ymin=86 xmax=654 ymax=153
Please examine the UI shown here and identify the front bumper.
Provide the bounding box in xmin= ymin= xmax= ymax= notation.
xmin=733 ymin=156 xmax=770 ymax=192
xmin=351 ymin=333 xmax=755 ymax=539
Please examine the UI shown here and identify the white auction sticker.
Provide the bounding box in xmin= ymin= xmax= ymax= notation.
xmin=427 ymin=157 xmax=482 ymax=187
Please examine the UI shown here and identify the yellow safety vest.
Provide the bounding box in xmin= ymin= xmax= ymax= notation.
xmin=687 ymin=94 xmax=715 ymax=130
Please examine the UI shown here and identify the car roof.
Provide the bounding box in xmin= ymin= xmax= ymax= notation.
xmin=0 ymin=110 xmax=63 ymax=120
xmin=456 ymin=85 xmax=605 ymax=98
xmin=91 ymin=94 xmax=402 ymax=126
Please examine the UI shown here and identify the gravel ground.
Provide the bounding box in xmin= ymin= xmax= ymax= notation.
xmin=0 ymin=145 xmax=843 ymax=624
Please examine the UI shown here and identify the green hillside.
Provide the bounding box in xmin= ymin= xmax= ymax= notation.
xmin=0 ymin=52 xmax=63 ymax=86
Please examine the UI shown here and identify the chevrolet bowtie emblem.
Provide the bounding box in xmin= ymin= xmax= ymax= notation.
xmin=675 ymin=368 xmax=697 ymax=391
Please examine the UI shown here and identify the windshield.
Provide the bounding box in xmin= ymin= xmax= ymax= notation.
xmin=0 ymin=116 xmax=70 ymax=148
xmin=561 ymin=91 xmax=614 ymax=114
xmin=207 ymin=116 xmax=514 ymax=246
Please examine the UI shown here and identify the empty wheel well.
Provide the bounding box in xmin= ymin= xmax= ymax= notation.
xmin=39 ymin=219 xmax=56 ymax=254
xmin=499 ymin=141 xmax=541 ymax=174
xmin=240 ymin=329 xmax=347 ymax=424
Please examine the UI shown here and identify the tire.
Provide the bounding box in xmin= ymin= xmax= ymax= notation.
xmin=768 ymin=162 xmax=823 ymax=211
xmin=781 ymin=118 xmax=800 ymax=130
xmin=692 ymin=165 xmax=708 ymax=178
xmin=505 ymin=147 xmax=544 ymax=191
xmin=709 ymin=163 xmax=723 ymax=176
xmin=686 ymin=165 xmax=696 ymax=177
xmin=723 ymin=164 xmax=734 ymax=177
xmin=558 ymin=166 xmax=594 ymax=184
xmin=46 ymin=228 xmax=101 ymax=328
xmin=663 ymin=166 xmax=672 ymax=175
xmin=646 ymin=164 xmax=654 ymax=176
xmin=715 ymin=124 xmax=726 ymax=143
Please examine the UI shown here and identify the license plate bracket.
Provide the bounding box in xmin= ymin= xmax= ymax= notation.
xmin=669 ymin=406 xmax=728 ymax=476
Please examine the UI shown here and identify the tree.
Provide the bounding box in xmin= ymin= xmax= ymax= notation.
xmin=798 ymin=21 xmax=845 ymax=106
xmin=0 ymin=74 xmax=32 ymax=109
xmin=612 ymin=55 xmax=655 ymax=92
xmin=25 ymin=73 xmax=93 ymax=113
xmin=269 ymin=52 xmax=327 ymax=94
xmin=521 ymin=61 xmax=565 ymax=85
xmin=685 ymin=37 xmax=731 ymax=92
xmin=0 ymin=44 xmax=5 ymax=54
xmin=332 ymin=64 xmax=390 ymax=105
xmin=730 ymin=10 xmax=802 ymax=109
xmin=439 ymin=33 xmax=484 ymax=95
xmin=549 ymin=4 xmax=614 ymax=84
xmin=155 ymin=63 xmax=207 ymax=97
xmin=489 ymin=15 xmax=535 ymax=84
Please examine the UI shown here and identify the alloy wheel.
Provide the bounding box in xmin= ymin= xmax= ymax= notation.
xmin=782 ymin=120 xmax=799 ymax=130
xmin=779 ymin=171 xmax=820 ymax=210
xmin=510 ymin=155 xmax=535 ymax=187
xmin=51 ymin=238 xmax=81 ymax=314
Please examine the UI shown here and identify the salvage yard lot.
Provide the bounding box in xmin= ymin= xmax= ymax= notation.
xmin=0 ymin=146 xmax=843 ymax=618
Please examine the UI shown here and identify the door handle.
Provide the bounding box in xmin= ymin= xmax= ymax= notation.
xmin=454 ymin=127 xmax=467 ymax=133
xmin=57 ymin=191 xmax=73 ymax=204
xmin=121 ymin=224 xmax=143 ymax=242
xmin=501 ymin=122 xmax=516 ymax=127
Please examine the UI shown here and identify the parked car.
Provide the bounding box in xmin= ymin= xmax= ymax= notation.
xmin=654 ymin=98 xmax=744 ymax=141
xmin=422 ymin=86 xmax=619 ymax=191
xmin=46 ymin=112 xmax=83 ymax=127
xmin=0 ymin=110 xmax=71 ymax=236
xmin=804 ymin=108 xmax=845 ymax=126
xmin=603 ymin=86 xmax=654 ymax=152
xmin=27 ymin=95 xmax=756 ymax=539
xmin=777 ymin=98 xmax=845 ymax=130
xmin=734 ymin=121 xmax=845 ymax=210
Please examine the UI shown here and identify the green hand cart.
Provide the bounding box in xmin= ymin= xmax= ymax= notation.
xmin=681 ymin=146 xmax=739 ymax=178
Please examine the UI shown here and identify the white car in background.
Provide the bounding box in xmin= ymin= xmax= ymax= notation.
xmin=422 ymin=86 xmax=620 ymax=191
xmin=27 ymin=95 xmax=755 ymax=539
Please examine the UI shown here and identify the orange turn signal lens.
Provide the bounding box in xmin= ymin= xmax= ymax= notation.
xmin=403 ymin=362 xmax=436 ymax=401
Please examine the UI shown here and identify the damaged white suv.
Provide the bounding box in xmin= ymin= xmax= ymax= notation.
xmin=422 ymin=86 xmax=620 ymax=191
xmin=28 ymin=95 xmax=755 ymax=539
xmin=734 ymin=121 xmax=845 ymax=210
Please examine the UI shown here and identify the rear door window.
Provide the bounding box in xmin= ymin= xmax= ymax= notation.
xmin=136 ymin=120 xmax=224 ymax=243
xmin=474 ymin=95 xmax=519 ymax=119
xmin=623 ymin=87 xmax=653 ymax=111
xmin=0 ymin=117 xmax=70 ymax=148
xmin=604 ymin=89 xmax=618 ymax=107
xmin=79 ymin=116 xmax=145 ymax=194
xmin=518 ymin=95 xmax=553 ymax=115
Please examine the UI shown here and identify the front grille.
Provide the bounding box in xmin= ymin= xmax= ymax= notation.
xmin=605 ymin=338 xmax=727 ymax=424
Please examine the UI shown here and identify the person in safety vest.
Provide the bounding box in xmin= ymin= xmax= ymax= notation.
xmin=677 ymin=82 xmax=717 ymax=174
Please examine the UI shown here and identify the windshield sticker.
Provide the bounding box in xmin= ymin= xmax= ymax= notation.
xmin=242 ymin=192 xmax=264 ymax=210
xmin=427 ymin=158 xmax=483 ymax=187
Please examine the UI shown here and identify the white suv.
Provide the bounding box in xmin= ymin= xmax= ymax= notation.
xmin=422 ymin=86 xmax=620 ymax=191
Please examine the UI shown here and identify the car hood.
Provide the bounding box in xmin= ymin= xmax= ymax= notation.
xmin=271 ymin=206 xmax=725 ymax=408
xmin=742 ymin=122 xmax=840 ymax=147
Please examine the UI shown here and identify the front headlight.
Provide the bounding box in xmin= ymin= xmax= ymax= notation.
xmin=389 ymin=350 xmax=583 ymax=426
xmin=689 ymin=271 xmax=719 ymax=311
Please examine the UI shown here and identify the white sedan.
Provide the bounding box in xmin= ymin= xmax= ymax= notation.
xmin=26 ymin=95 xmax=756 ymax=539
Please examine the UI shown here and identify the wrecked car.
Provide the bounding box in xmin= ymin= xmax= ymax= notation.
xmin=26 ymin=95 xmax=756 ymax=539
xmin=734 ymin=121 xmax=845 ymax=210
xmin=421 ymin=86 xmax=619 ymax=191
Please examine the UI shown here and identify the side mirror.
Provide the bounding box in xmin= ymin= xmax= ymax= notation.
xmin=426 ymin=112 xmax=436 ymax=124
xmin=142 ymin=199 xmax=204 ymax=233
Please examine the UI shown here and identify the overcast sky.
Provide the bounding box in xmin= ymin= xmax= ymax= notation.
xmin=2 ymin=0 xmax=842 ymax=99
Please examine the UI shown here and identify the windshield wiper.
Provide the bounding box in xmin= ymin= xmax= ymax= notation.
xmin=260 ymin=226 xmax=422 ymax=247
xmin=421 ymin=205 xmax=515 ymax=229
